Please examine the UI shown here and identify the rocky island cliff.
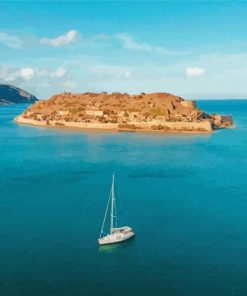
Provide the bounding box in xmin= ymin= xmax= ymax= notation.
xmin=0 ymin=84 xmax=38 ymax=105
xmin=15 ymin=92 xmax=233 ymax=133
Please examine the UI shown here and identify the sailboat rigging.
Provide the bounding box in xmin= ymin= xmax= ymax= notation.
xmin=98 ymin=174 xmax=135 ymax=245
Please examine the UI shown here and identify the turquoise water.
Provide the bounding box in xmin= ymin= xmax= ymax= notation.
xmin=1 ymin=101 xmax=247 ymax=296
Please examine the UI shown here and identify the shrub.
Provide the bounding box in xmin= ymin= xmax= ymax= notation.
xmin=69 ymin=108 xmax=79 ymax=115
xmin=151 ymin=125 xmax=164 ymax=130
xmin=151 ymin=108 xmax=164 ymax=116
xmin=55 ymin=122 xmax=65 ymax=127
xmin=118 ymin=124 xmax=138 ymax=130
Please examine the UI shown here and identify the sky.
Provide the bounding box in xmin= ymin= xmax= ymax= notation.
xmin=0 ymin=1 xmax=247 ymax=99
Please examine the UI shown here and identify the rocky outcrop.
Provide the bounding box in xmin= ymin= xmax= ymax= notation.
xmin=210 ymin=114 xmax=234 ymax=129
xmin=15 ymin=91 xmax=233 ymax=133
xmin=0 ymin=84 xmax=38 ymax=105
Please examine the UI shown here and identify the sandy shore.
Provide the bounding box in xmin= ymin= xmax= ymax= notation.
xmin=15 ymin=115 xmax=214 ymax=134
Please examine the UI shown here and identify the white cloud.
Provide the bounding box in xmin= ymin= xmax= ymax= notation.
xmin=116 ymin=33 xmax=152 ymax=52
xmin=63 ymin=80 xmax=76 ymax=89
xmin=90 ymin=65 xmax=132 ymax=79
xmin=185 ymin=67 xmax=205 ymax=77
xmin=50 ymin=66 xmax=67 ymax=77
xmin=20 ymin=68 xmax=34 ymax=80
xmin=0 ymin=32 xmax=23 ymax=49
xmin=40 ymin=30 xmax=79 ymax=47
xmin=0 ymin=66 xmax=34 ymax=82
xmin=115 ymin=33 xmax=190 ymax=56
xmin=2 ymin=70 xmax=19 ymax=82
xmin=0 ymin=65 xmax=69 ymax=85
xmin=36 ymin=67 xmax=67 ymax=78
xmin=0 ymin=66 xmax=10 ymax=80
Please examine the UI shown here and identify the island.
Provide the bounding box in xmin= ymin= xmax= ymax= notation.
xmin=15 ymin=92 xmax=233 ymax=133
xmin=0 ymin=84 xmax=38 ymax=105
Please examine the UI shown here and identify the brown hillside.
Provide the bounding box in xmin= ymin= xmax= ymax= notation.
xmin=16 ymin=92 xmax=233 ymax=132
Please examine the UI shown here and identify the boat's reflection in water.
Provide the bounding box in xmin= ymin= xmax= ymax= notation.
xmin=98 ymin=243 xmax=120 ymax=253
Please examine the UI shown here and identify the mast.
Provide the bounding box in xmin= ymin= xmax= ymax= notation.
xmin=99 ymin=187 xmax=111 ymax=239
xmin=110 ymin=173 xmax=115 ymax=233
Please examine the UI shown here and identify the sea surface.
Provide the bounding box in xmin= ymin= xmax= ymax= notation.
xmin=1 ymin=100 xmax=247 ymax=296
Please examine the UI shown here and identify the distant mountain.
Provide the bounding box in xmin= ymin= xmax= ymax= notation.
xmin=0 ymin=84 xmax=38 ymax=105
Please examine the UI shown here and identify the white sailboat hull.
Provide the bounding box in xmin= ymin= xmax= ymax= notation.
xmin=98 ymin=226 xmax=135 ymax=245
xmin=98 ymin=175 xmax=135 ymax=246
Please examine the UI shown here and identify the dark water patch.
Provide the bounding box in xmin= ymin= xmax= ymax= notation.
xmin=1 ymin=170 xmax=95 ymax=194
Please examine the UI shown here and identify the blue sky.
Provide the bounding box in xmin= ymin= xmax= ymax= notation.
xmin=0 ymin=1 xmax=247 ymax=99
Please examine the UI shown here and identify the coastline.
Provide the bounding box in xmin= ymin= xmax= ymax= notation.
xmin=15 ymin=115 xmax=213 ymax=134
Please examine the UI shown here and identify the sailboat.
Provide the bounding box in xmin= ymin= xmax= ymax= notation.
xmin=98 ymin=174 xmax=135 ymax=245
